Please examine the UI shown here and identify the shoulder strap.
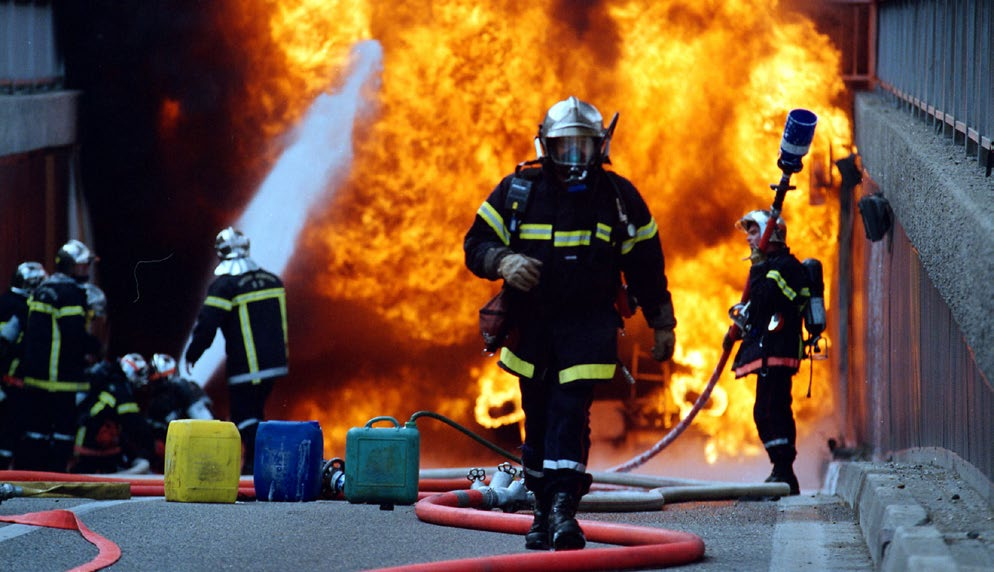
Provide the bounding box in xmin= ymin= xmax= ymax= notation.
xmin=505 ymin=165 xmax=542 ymax=234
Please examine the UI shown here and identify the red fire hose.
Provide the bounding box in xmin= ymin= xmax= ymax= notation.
xmin=371 ymin=489 xmax=705 ymax=572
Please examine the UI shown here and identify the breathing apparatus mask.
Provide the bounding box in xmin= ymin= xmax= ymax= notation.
xmin=536 ymin=96 xmax=616 ymax=188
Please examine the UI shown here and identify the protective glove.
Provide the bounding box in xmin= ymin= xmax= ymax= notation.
xmin=498 ymin=253 xmax=543 ymax=292
xmin=651 ymin=328 xmax=676 ymax=362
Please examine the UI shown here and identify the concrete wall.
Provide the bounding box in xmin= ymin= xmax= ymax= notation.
xmin=854 ymin=90 xmax=994 ymax=383
xmin=0 ymin=92 xmax=79 ymax=157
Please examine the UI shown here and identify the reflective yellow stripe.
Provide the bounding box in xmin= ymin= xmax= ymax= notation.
xmin=478 ymin=201 xmax=510 ymax=246
xmin=595 ymin=223 xmax=612 ymax=242
xmin=23 ymin=378 xmax=90 ymax=392
xmin=519 ymin=224 xmax=552 ymax=240
xmin=205 ymin=296 xmax=233 ymax=311
xmin=90 ymin=401 xmax=106 ymax=417
xmin=118 ymin=402 xmax=140 ymax=414
xmin=27 ymin=300 xmax=85 ymax=318
xmin=499 ymin=347 xmax=535 ymax=378
xmin=49 ymin=313 xmax=59 ymax=381
xmin=621 ymin=218 xmax=659 ymax=255
xmin=232 ymin=288 xmax=284 ymax=305
xmin=766 ymin=270 xmax=798 ymax=301
xmin=554 ymin=230 xmax=591 ymax=247
xmin=559 ymin=362 xmax=616 ymax=384
xmin=233 ymin=287 xmax=287 ymax=376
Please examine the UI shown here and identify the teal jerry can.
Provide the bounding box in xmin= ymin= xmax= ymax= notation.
xmin=344 ymin=416 xmax=419 ymax=507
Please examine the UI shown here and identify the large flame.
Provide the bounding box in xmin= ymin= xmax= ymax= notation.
xmin=219 ymin=0 xmax=850 ymax=466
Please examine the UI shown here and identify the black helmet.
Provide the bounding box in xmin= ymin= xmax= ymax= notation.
xmin=10 ymin=261 xmax=47 ymax=294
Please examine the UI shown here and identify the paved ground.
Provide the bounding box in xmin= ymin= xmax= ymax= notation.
xmin=0 ymin=458 xmax=991 ymax=571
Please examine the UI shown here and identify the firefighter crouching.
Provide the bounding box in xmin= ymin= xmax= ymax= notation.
xmin=0 ymin=262 xmax=48 ymax=469
xmin=72 ymin=353 xmax=155 ymax=474
xmin=15 ymin=240 xmax=105 ymax=472
xmin=184 ymin=228 xmax=288 ymax=475
xmin=730 ymin=210 xmax=810 ymax=496
xmin=464 ymin=96 xmax=677 ymax=551
xmin=138 ymin=353 xmax=214 ymax=472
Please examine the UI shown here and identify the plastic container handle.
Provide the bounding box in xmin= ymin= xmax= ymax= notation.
xmin=364 ymin=416 xmax=401 ymax=428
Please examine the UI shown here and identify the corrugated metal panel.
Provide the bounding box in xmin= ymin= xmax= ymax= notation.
xmin=845 ymin=191 xmax=994 ymax=483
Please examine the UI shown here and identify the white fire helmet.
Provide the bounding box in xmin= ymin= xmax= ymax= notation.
xmin=55 ymin=239 xmax=97 ymax=278
xmin=215 ymin=227 xmax=251 ymax=260
xmin=10 ymin=261 xmax=47 ymax=295
xmin=735 ymin=209 xmax=787 ymax=243
xmin=149 ymin=353 xmax=177 ymax=382
xmin=213 ymin=227 xmax=261 ymax=276
xmin=538 ymin=96 xmax=608 ymax=182
xmin=119 ymin=353 xmax=149 ymax=386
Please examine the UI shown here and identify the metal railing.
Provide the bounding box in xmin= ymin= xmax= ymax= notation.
xmin=876 ymin=0 xmax=994 ymax=173
xmin=0 ymin=1 xmax=62 ymax=94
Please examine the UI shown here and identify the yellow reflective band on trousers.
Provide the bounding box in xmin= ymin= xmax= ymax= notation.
xmin=559 ymin=362 xmax=616 ymax=384
xmin=477 ymin=201 xmax=510 ymax=246
xmin=233 ymin=287 xmax=287 ymax=380
xmin=621 ymin=218 xmax=659 ymax=255
xmin=499 ymin=347 xmax=534 ymax=379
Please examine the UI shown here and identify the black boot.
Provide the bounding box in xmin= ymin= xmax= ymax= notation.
xmin=525 ymin=492 xmax=551 ymax=550
xmin=767 ymin=462 xmax=800 ymax=495
xmin=548 ymin=491 xmax=585 ymax=551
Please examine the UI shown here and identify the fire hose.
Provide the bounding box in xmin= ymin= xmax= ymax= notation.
xmin=608 ymin=108 xmax=818 ymax=473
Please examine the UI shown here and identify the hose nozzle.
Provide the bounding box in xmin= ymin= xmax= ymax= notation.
xmin=777 ymin=109 xmax=818 ymax=174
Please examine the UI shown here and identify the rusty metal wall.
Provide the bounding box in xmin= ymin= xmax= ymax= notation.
xmin=845 ymin=196 xmax=994 ymax=483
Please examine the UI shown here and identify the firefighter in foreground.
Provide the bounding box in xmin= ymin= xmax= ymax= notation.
xmin=16 ymin=240 xmax=105 ymax=471
xmin=464 ymin=96 xmax=677 ymax=550
xmin=0 ymin=261 xmax=48 ymax=469
xmin=184 ymin=228 xmax=288 ymax=474
xmin=731 ymin=210 xmax=810 ymax=495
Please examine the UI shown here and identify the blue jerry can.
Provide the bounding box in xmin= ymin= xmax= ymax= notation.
xmin=253 ymin=420 xmax=324 ymax=502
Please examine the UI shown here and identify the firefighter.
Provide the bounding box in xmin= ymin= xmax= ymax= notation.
xmin=72 ymin=353 xmax=154 ymax=474
xmin=139 ymin=353 xmax=214 ymax=472
xmin=184 ymin=227 xmax=288 ymax=475
xmin=731 ymin=210 xmax=810 ymax=496
xmin=15 ymin=240 xmax=104 ymax=471
xmin=464 ymin=96 xmax=677 ymax=551
xmin=0 ymin=262 xmax=48 ymax=469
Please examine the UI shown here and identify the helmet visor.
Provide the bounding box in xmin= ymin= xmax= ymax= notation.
xmin=546 ymin=136 xmax=598 ymax=167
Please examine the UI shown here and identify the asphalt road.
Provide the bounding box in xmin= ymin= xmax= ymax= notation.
xmin=0 ymin=486 xmax=873 ymax=571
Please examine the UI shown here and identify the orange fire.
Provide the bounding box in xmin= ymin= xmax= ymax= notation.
xmin=220 ymin=0 xmax=851 ymax=467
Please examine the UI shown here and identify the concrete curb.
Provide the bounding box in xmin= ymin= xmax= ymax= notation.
xmin=825 ymin=461 xmax=959 ymax=571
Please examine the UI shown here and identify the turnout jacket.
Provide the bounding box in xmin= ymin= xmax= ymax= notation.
xmin=20 ymin=274 xmax=98 ymax=392
xmin=731 ymin=247 xmax=810 ymax=378
xmin=186 ymin=269 xmax=288 ymax=385
xmin=0 ymin=289 xmax=30 ymax=379
xmin=464 ymin=164 xmax=675 ymax=384
xmin=74 ymin=360 xmax=154 ymax=465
